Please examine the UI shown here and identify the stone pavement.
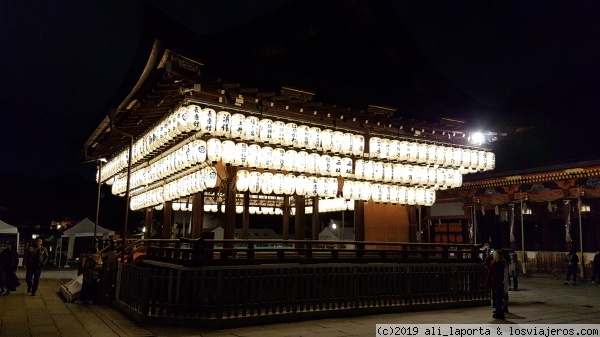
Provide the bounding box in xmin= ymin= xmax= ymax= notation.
xmin=1 ymin=270 xmax=598 ymax=337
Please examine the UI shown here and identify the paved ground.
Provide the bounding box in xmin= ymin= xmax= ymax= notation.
xmin=1 ymin=270 xmax=598 ymax=337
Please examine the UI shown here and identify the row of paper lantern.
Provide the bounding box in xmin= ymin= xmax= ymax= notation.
xmin=111 ymin=137 xmax=464 ymax=195
xmin=129 ymin=168 xmax=435 ymax=211
xmin=148 ymin=197 xmax=354 ymax=215
xmin=99 ymin=103 xmax=494 ymax=184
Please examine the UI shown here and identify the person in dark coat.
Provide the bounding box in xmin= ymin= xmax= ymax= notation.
xmin=484 ymin=248 xmax=506 ymax=319
xmin=24 ymin=238 xmax=49 ymax=296
xmin=593 ymin=248 xmax=600 ymax=285
xmin=75 ymin=246 xmax=103 ymax=304
xmin=0 ymin=244 xmax=19 ymax=295
xmin=564 ymin=248 xmax=579 ymax=286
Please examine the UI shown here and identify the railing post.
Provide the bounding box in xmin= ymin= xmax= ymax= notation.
xmin=248 ymin=242 xmax=255 ymax=260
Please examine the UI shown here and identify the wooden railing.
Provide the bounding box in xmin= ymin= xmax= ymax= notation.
xmin=137 ymin=239 xmax=481 ymax=267
xmin=115 ymin=261 xmax=488 ymax=327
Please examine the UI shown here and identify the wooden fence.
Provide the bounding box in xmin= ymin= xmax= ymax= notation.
xmin=115 ymin=262 xmax=488 ymax=328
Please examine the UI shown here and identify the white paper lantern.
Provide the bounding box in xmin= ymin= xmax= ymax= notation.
xmin=369 ymin=137 xmax=381 ymax=159
xmin=398 ymin=186 xmax=408 ymax=204
xmin=424 ymin=188 xmax=436 ymax=206
xmin=452 ymin=148 xmax=463 ymax=168
xmin=354 ymin=159 xmax=365 ymax=180
xmin=388 ymin=140 xmax=400 ymax=161
xmin=383 ymin=163 xmax=393 ymax=183
xmin=406 ymin=187 xmax=417 ymax=205
xmin=284 ymin=149 xmax=297 ymax=172
xmin=372 ymin=161 xmax=383 ymax=182
xmin=296 ymin=125 xmax=310 ymax=149
xmin=290 ymin=151 xmax=308 ymax=175
xmin=352 ymin=134 xmax=365 ymax=157
xmin=272 ymin=148 xmax=286 ymax=171
xmin=261 ymin=171 xmax=274 ymax=194
xmin=342 ymin=180 xmax=354 ymax=199
xmin=363 ymin=160 xmax=374 ymax=181
xmin=272 ymin=173 xmax=285 ymax=195
xmin=188 ymin=105 xmax=202 ymax=132
xmin=230 ymin=113 xmax=245 ymax=139
xmin=461 ymin=149 xmax=472 ymax=168
xmin=407 ymin=142 xmax=419 ymax=163
xmin=221 ymin=140 xmax=236 ymax=165
xmin=199 ymin=108 xmax=216 ymax=135
xmin=477 ymin=151 xmax=486 ymax=171
xmin=306 ymin=176 xmax=318 ymax=197
xmin=248 ymin=171 xmax=261 ymax=194
xmin=390 ymin=185 xmax=400 ymax=204
xmin=427 ymin=144 xmax=437 ymax=165
xmin=307 ymin=153 xmax=319 ymax=174
xmin=331 ymin=156 xmax=342 ymax=177
xmin=416 ymin=143 xmax=428 ymax=164
xmin=236 ymin=170 xmax=249 ymax=192
xmin=332 ymin=131 xmax=344 ymax=153
xmin=243 ymin=116 xmax=260 ymax=141
xmin=284 ymin=173 xmax=296 ymax=195
xmin=321 ymin=129 xmax=334 ymax=152
xmin=371 ymin=184 xmax=382 ymax=203
xmin=307 ymin=127 xmax=321 ymax=150
xmin=341 ymin=157 xmax=353 ymax=178
xmin=214 ymin=111 xmax=231 ymax=137
xmin=444 ymin=147 xmax=454 ymax=167
xmin=380 ymin=138 xmax=391 ymax=160
xmin=485 ymin=152 xmax=495 ymax=170
xmin=203 ymin=166 xmax=219 ymax=189
xmin=206 ymin=138 xmax=222 ymax=163
xmin=341 ymin=133 xmax=353 ymax=155
xmin=415 ymin=187 xmax=426 ymax=205
xmin=295 ymin=175 xmax=307 ymax=195
xmin=247 ymin=144 xmax=261 ymax=168
xmin=234 ymin=142 xmax=249 ymax=167
xmin=319 ymin=155 xmax=333 ymax=176
xmin=317 ymin=177 xmax=327 ymax=197
xmin=271 ymin=120 xmax=286 ymax=145
xmin=258 ymin=118 xmax=273 ymax=143
xmin=283 ymin=122 xmax=298 ymax=147
xmin=260 ymin=146 xmax=273 ymax=169
xmin=435 ymin=146 xmax=446 ymax=166
xmin=398 ymin=141 xmax=410 ymax=162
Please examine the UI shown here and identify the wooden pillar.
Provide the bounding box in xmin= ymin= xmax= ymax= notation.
xmin=162 ymin=201 xmax=172 ymax=239
xmin=354 ymin=200 xmax=365 ymax=241
xmin=242 ymin=191 xmax=249 ymax=239
xmin=312 ymin=196 xmax=319 ymax=240
xmin=282 ymin=195 xmax=290 ymax=240
xmin=224 ymin=165 xmax=237 ymax=240
xmin=191 ymin=191 xmax=204 ymax=239
xmin=144 ymin=208 xmax=152 ymax=239
xmin=295 ymin=195 xmax=306 ymax=240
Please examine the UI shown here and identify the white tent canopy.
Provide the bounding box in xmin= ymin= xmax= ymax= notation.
xmin=62 ymin=218 xmax=115 ymax=260
xmin=0 ymin=220 xmax=18 ymax=234
xmin=63 ymin=218 xmax=114 ymax=237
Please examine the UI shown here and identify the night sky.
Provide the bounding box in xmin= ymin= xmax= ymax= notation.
xmin=1 ymin=1 xmax=600 ymax=226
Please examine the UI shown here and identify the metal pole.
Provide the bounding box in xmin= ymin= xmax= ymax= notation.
xmin=341 ymin=208 xmax=345 ymax=243
xmin=578 ymin=187 xmax=585 ymax=279
xmin=473 ymin=205 xmax=478 ymax=245
xmin=122 ymin=136 xmax=133 ymax=261
xmin=94 ymin=159 xmax=103 ymax=244
xmin=520 ymin=199 xmax=525 ymax=274
xmin=418 ymin=206 xmax=422 ymax=242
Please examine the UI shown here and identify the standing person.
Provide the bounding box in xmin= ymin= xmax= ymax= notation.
xmin=484 ymin=248 xmax=506 ymax=319
xmin=508 ymin=250 xmax=520 ymax=290
xmin=593 ymin=248 xmax=600 ymax=285
xmin=24 ymin=238 xmax=49 ymax=296
xmin=564 ymin=248 xmax=579 ymax=286
xmin=501 ymin=249 xmax=510 ymax=313
xmin=0 ymin=244 xmax=19 ymax=295
xmin=76 ymin=246 xmax=103 ymax=304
